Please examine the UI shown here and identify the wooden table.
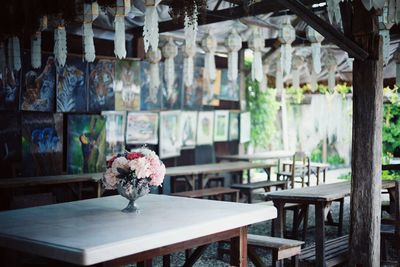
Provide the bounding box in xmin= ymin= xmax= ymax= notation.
xmin=267 ymin=180 xmax=396 ymax=267
xmin=0 ymin=194 xmax=276 ymax=267
xmin=281 ymin=162 xmax=330 ymax=186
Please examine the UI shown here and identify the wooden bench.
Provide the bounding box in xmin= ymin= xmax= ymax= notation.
xmin=299 ymin=235 xmax=349 ymax=267
xmin=231 ymin=180 xmax=288 ymax=203
xmin=172 ymin=187 xmax=239 ymax=202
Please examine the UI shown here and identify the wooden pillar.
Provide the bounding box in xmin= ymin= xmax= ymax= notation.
xmin=350 ymin=1 xmax=382 ymax=266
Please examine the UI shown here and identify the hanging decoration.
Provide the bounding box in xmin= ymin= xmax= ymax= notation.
xmin=248 ymin=27 xmax=264 ymax=82
xmin=31 ymin=16 xmax=47 ymax=69
xmin=143 ymin=0 xmax=159 ymax=53
xmin=162 ymin=37 xmax=177 ymax=99
xmin=83 ymin=2 xmax=99 ymax=62
xmin=278 ymin=17 xmax=295 ymax=75
xmin=7 ymin=38 xmax=13 ymax=71
xmin=54 ymin=22 xmax=67 ymax=67
xmin=275 ymin=56 xmax=283 ymax=92
xmin=360 ymin=0 xmax=385 ymax=11
xmin=326 ymin=0 xmax=342 ymax=26
xmin=7 ymin=36 xmax=21 ymax=71
xmin=291 ymin=56 xmax=303 ymax=89
xmin=326 ymin=52 xmax=337 ymax=93
xmin=114 ymin=0 xmax=130 ymax=59
xmin=306 ymin=26 xmax=324 ymax=74
xmin=201 ymin=30 xmax=217 ymax=81
xmin=0 ymin=42 xmax=5 ymax=71
xmin=146 ymin=48 xmax=162 ymax=103
xmin=307 ymin=59 xmax=318 ymax=93
xmin=225 ymin=28 xmax=242 ymax=82
xmin=183 ymin=5 xmax=198 ymax=87
xmin=380 ymin=2 xmax=394 ymax=66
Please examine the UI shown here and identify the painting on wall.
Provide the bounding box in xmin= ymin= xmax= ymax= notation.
xmin=220 ymin=69 xmax=240 ymax=101
xmin=197 ymin=111 xmax=214 ymax=145
xmin=229 ymin=111 xmax=240 ymax=141
xmin=240 ymin=112 xmax=251 ymax=143
xmin=88 ymin=59 xmax=115 ymax=112
xmin=214 ymin=110 xmax=229 ymax=142
xmin=181 ymin=111 xmax=197 ymax=149
xmin=20 ymin=52 xmax=56 ymax=112
xmin=0 ymin=66 xmax=20 ymax=110
xmin=161 ymin=54 xmax=183 ymax=110
xmin=0 ymin=112 xmax=21 ymax=177
xmin=183 ymin=56 xmax=203 ymax=110
xmin=67 ymin=115 xmax=106 ymax=174
xmin=140 ymin=61 xmax=161 ymax=111
xmin=102 ymin=111 xmax=126 ymax=159
xmin=115 ymin=59 xmax=141 ymax=111
xmin=202 ymin=68 xmax=221 ymax=106
xmin=56 ymin=56 xmax=87 ymax=112
xmin=21 ymin=113 xmax=63 ymax=176
xmin=159 ymin=110 xmax=181 ymax=159
xmin=125 ymin=112 xmax=158 ymax=145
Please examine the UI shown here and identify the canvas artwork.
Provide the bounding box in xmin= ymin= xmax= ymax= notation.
xmin=240 ymin=112 xmax=251 ymax=143
xmin=229 ymin=111 xmax=240 ymax=141
xmin=220 ymin=69 xmax=240 ymax=101
xmin=214 ymin=110 xmax=229 ymax=142
xmin=115 ymin=59 xmax=141 ymax=111
xmin=181 ymin=111 xmax=197 ymax=149
xmin=197 ymin=111 xmax=214 ymax=145
xmin=125 ymin=112 xmax=158 ymax=145
xmin=183 ymin=56 xmax=203 ymax=110
xmin=88 ymin=59 xmax=115 ymax=112
xmin=102 ymin=111 xmax=126 ymax=159
xmin=56 ymin=56 xmax=87 ymax=112
xmin=202 ymin=68 xmax=221 ymax=106
xmin=21 ymin=113 xmax=63 ymax=176
xmin=140 ymin=61 xmax=161 ymax=110
xmin=159 ymin=110 xmax=181 ymax=159
xmin=161 ymin=54 xmax=183 ymax=110
xmin=20 ymin=52 xmax=56 ymax=112
xmin=0 ymin=67 xmax=20 ymax=110
xmin=0 ymin=112 xmax=21 ymax=177
xmin=67 ymin=115 xmax=106 ymax=174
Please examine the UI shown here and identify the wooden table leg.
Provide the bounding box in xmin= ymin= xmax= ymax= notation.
xmin=315 ymin=202 xmax=327 ymax=267
xmin=230 ymin=226 xmax=247 ymax=267
xmin=316 ymin=167 xmax=320 ymax=186
xmin=273 ymin=201 xmax=285 ymax=238
xmin=323 ymin=169 xmax=326 ymax=183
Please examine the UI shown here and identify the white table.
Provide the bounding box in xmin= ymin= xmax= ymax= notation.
xmin=0 ymin=194 xmax=276 ymax=266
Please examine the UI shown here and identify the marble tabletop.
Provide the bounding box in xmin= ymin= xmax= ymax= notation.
xmin=0 ymin=194 xmax=276 ymax=265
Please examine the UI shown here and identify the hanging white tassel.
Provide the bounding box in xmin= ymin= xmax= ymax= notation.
xmin=31 ymin=32 xmax=42 ymax=69
xmin=54 ymin=26 xmax=67 ymax=67
xmin=326 ymin=52 xmax=336 ymax=93
xmin=143 ymin=0 xmax=159 ymax=52
xmin=162 ymin=37 xmax=177 ymax=98
xmin=306 ymin=26 xmax=324 ymax=74
xmin=83 ymin=22 xmax=96 ymax=62
xmin=7 ymin=38 xmax=13 ymax=71
xmin=248 ymin=27 xmax=264 ymax=82
xmin=0 ymin=42 xmax=5 ymax=71
xmin=184 ymin=44 xmax=196 ymax=87
xmin=114 ymin=15 xmax=126 ymax=59
xmin=201 ymin=31 xmax=217 ymax=81
xmin=184 ymin=7 xmax=198 ymax=50
xmin=225 ymin=28 xmax=242 ymax=82
xmin=278 ymin=18 xmax=295 ymax=75
xmin=280 ymin=44 xmax=293 ymax=75
xmin=361 ymin=0 xmax=385 ymax=11
xmin=146 ymin=48 xmax=161 ymax=103
xmin=12 ymin=36 xmax=21 ymax=71
xmin=291 ymin=56 xmax=303 ymax=89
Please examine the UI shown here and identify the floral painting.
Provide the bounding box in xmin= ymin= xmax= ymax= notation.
xmin=229 ymin=111 xmax=240 ymax=141
xmin=214 ymin=110 xmax=229 ymax=142
xmin=197 ymin=111 xmax=214 ymax=145
xmin=67 ymin=114 xmax=106 ymax=174
xmin=240 ymin=112 xmax=251 ymax=143
xmin=0 ymin=66 xmax=20 ymax=110
xmin=88 ymin=59 xmax=115 ymax=112
xmin=125 ymin=112 xmax=158 ymax=145
xmin=21 ymin=113 xmax=63 ymax=176
xmin=202 ymin=68 xmax=221 ymax=106
xmin=140 ymin=61 xmax=161 ymax=111
xmin=181 ymin=111 xmax=197 ymax=149
xmin=102 ymin=111 xmax=126 ymax=159
xmin=161 ymin=53 xmax=183 ymax=110
xmin=159 ymin=110 xmax=181 ymax=159
xmin=184 ymin=56 xmax=203 ymax=110
xmin=20 ymin=52 xmax=56 ymax=112
xmin=220 ymin=69 xmax=240 ymax=101
xmin=0 ymin=112 xmax=20 ymax=177
xmin=115 ymin=59 xmax=141 ymax=111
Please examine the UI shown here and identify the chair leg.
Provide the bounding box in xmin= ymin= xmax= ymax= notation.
xmin=338 ymin=199 xmax=344 ymax=236
xmin=302 ymin=205 xmax=309 ymax=242
xmin=292 ymin=207 xmax=299 ymax=240
xmin=291 ymin=255 xmax=299 ymax=267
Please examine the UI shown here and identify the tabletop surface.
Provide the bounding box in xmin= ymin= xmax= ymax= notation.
xmin=0 ymin=194 xmax=276 ymax=265
xmin=217 ymin=151 xmax=294 ymax=161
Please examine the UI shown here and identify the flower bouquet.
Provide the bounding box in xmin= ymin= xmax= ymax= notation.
xmin=102 ymin=147 xmax=166 ymax=213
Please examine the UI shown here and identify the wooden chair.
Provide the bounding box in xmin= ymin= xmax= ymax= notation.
xmin=277 ymin=152 xmax=310 ymax=188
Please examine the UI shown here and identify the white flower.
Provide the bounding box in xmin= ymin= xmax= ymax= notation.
xmin=111 ymin=157 xmax=129 ymax=175
xmin=129 ymin=157 xmax=151 ymax=179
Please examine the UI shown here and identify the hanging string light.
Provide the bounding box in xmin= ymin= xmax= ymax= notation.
xmin=201 ymin=30 xmax=217 ymax=81
xmin=248 ymin=26 xmax=264 ymax=82
xmin=114 ymin=0 xmax=130 ymax=59
xmin=306 ymin=26 xmax=324 ymax=74
xmin=146 ymin=48 xmax=162 ymax=104
xmin=278 ymin=17 xmax=295 ymax=75
xmin=162 ymin=37 xmax=177 ymax=100
xmin=143 ymin=0 xmax=159 ymax=52
xmin=225 ymin=28 xmax=242 ymax=83
xmin=54 ymin=20 xmax=67 ymax=67
xmin=83 ymin=2 xmax=99 ymax=62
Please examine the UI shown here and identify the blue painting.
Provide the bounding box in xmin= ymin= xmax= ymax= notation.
xmin=140 ymin=61 xmax=161 ymax=110
xmin=183 ymin=56 xmax=203 ymax=110
xmin=220 ymin=69 xmax=240 ymax=101
xmin=56 ymin=56 xmax=87 ymax=112
xmin=0 ymin=66 xmax=20 ymax=110
xmin=0 ymin=112 xmax=21 ymax=177
xmin=161 ymin=53 xmax=183 ymax=110
xmin=88 ymin=59 xmax=115 ymax=112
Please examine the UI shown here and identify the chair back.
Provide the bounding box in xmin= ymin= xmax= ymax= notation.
xmin=291 ymin=151 xmax=310 ymax=177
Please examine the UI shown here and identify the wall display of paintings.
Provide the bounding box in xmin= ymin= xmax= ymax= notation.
xmin=140 ymin=61 xmax=161 ymax=110
xmin=161 ymin=54 xmax=183 ymax=110
xmin=102 ymin=111 xmax=126 ymax=159
xmin=180 ymin=111 xmax=197 ymax=149
xmin=0 ymin=112 xmax=21 ymax=177
xmin=159 ymin=110 xmax=181 ymax=159
xmin=115 ymin=59 xmax=141 ymax=111
xmin=183 ymin=56 xmax=203 ymax=110
xmin=220 ymin=69 xmax=240 ymax=101
xmin=202 ymin=68 xmax=221 ymax=106
xmin=228 ymin=111 xmax=240 ymax=141
xmin=125 ymin=112 xmax=158 ymax=145
xmin=240 ymin=112 xmax=251 ymax=144
xmin=20 ymin=52 xmax=56 ymax=112
xmin=67 ymin=114 xmax=106 ymax=174
xmin=56 ymin=56 xmax=88 ymax=112
xmin=197 ymin=111 xmax=214 ymax=145
xmin=214 ymin=110 xmax=229 ymax=142
xmin=0 ymin=66 xmax=20 ymax=110
xmin=21 ymin=113 xmax=63 ymax=176
xmin=88 ymin=59 xmax=115 ymax=112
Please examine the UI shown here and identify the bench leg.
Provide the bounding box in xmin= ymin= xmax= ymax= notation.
xmin=162 ymin=255 xmax=170 ymax=267
xmin=248 ymin=247 xmax=266 ymax=267
xmin=338 ymin=199 xmax=344 ymax=236
xmin=302 ymin=205 xmax=309 ymax=242
xmin=291 ymin=255 xmax=299 ymax=267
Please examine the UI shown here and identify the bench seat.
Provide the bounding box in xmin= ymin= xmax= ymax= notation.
xmin=231 ymin=180 xmax=287 ymax=203
xmin=172 ymin=187 xmax=239 ymax=202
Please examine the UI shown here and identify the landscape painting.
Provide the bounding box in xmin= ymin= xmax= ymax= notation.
xmin=184 ymin=56 xmax=203 ymax=110
xmin=0 ymin=112 xmax=20 ymax=177
xmin=140 ymin=61 xmax=161 ymax=111
xmin=159 ymin=110 xmax=181 ymax=159
xmin=115 ymin=59 xmax=141 ymax=111
xmin=240 ymin=112 xmax=251 ymax=143
xmin=197 ymin=111 xmax=214 ymax=145
xmin=161 ymin=54 xmax=183 ymax=110
xmin=181 ymin=111 xmax=197 ymax=149
xmin=229 ymin=111 xmax=240 ymax=141
xmin=20 ymin=52 xmax=56 ymax=112
xmin=214 ymin=110 xmax=229 ymax=142
xmin=220 ymin=69 xmax=240 ymax=101
xmin=21 ymin=113 xmax=63 ymax=176
xmin=67 ymin=115 xmax=106 ymax=174
xmin=88 ymin=59 xmax=115 ymax=112
xmin=102 ymin=111 xmax=126 ymax=159
xmin=56 ymin=56 xmax=87 ymax=112
xmin=202 ymin=68 xmax=221 ymax=106
xmin=125 ymin=112 xmax=158 ymax=145
xmin=0 ymin=67 xmax=20 ymax=110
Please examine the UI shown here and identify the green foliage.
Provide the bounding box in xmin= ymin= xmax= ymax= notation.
xmin=286 ymin=86 xmax=304 ymax=104
xmin=310 ymin=147 xmax=322 ymax=163
xmin=338 ymin=171 xmax=399 ymax=181
xmin=327 ymin=154 xmax=345 ymax=166
xmin=383 ymin=89 xmax=400 ymax=158
xmin=317 ymin=84 xmax=329 ymax=94
xmin=335 ymin=83 xmax=352 ymax=95
xmin=338 ymin=172 xmax=351 ymax=180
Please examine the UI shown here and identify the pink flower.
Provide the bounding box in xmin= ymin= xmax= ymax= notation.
xmin=149 ymin=162 xmax=166 ymax=186
xmin=102 ymin=168 xmax=118 ymax=190
xmin=111 ymin=157 xmax=129 ymax=175
xmin=129 ymin=157 xmax=151 ymax=179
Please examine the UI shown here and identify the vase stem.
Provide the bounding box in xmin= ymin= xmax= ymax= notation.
xmin=122 ymin=199 xmax=139 ymax=213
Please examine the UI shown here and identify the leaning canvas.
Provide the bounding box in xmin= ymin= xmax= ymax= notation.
xmin=159 ymin=110 xmax=181 ymax=159
xmin=102 ymin=111 xmax=126 ymax=159
xmin=202 ymin=68 xmax=221 ymax=106
xmin=181 ymin=111 xmax=197 ymax=149
xmin=240 ymin=112 xmax=251 ymax=143
xmin=197 ymin=111 xmax=214 ymax=145
xmin=220 ymin=69 xmax=240 ymax=101
xmin=228 ymin=111 xmax=240 ymax=141
xmin=125 ymin=112 xmax=158 ymax=145
xmin=214 ymin=110 xmax=229 ymax=142
xmin=115 ymin=59 xmax=141 ymax=111
xmin=88 ymin=59 xmax=115 ymax=112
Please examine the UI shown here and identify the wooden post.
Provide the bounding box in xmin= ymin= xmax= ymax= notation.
xmin=350 ymin=1 xmax=382 ymax=266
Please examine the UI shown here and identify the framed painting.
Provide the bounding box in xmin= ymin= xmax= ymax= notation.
xmin=228 ymin=111 xmax=240 ymax=141
xmin=240 ymin=112 xmax=251 ymax=144
xmin=20 ymin=52 xmax=56 ymax=112
xmin=88 ymin=59 xmax=115 ymax=112
xmin=183 ymin=56 xmax=203 ymax=110
xmin=220 ymin=69 xmax=240 ymax=101
xmin=180 ymin=111 xmax=197 ymax=149
xmin=161 ymin=53 xmax=183 ymax=110
xmin=21 ymin=112 xmax=63 ymax=176
xmin=101 ymin=111 xmax=126 ymax=159
xmin=56 ymin=56 xmax=87 ymax=112
xmin=202 ymin=68 xmax=221 ymax=106
xmin=125 ymin=112 xmax=158 ymax=145
xmin=214 ymin=110 xmax=229 ymax=142
xmin=67 ymin=114 xmax=106 ymax=174
xmin=159 ymin=110 xmax=181 ymax=159
xmin=197 ymin=111 xmax=214 ymax=145
xmin=0 ymin=66 xmax=20 ymax=110
xmin=140 ymin=60 xmax=161 ymax=111
xmin=115 ymin=59 xmax=141 ymax=111
xmin=0 ymin=112 xmax=21 ymax=177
